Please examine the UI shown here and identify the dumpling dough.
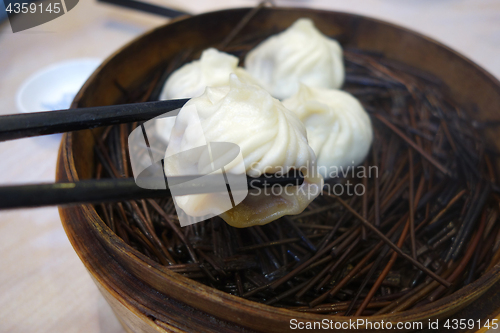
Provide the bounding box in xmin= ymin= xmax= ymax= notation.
xmin=283 ymin=85 xmax=373 ymax=179
xmin=245 ymin=18 xmax=344 ymax=100
xmin=165 ymin=75 xmax=324 ymax=228
xmin=159 ymin=48 xmax=258 ymax=100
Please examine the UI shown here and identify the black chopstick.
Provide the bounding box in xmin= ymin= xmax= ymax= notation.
xmin=0 ymin=173 xmax=304 ymax=210
xmin=97 ymin=0 xmax=189 ymax=18
xmin=0 ymin=99 xmax=189 ymax=142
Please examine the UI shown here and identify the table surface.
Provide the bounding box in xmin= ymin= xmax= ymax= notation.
xmin=1 ymin=1 xmax=500 ymax=332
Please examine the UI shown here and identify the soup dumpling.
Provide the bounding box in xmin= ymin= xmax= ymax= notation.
xmin=245 ymin=18 xmax=344 ymax=100
xmin=160 ymin=48 xmax=258 ymax=100
xmin=283 ymin=84 xmax=373 ymax=179
xmin=164 ymin=75 xmax=324 ymax=227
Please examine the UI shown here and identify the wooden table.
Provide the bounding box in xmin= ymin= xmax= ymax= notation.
xmin=0 ymin=1 xmax=499 ymax=332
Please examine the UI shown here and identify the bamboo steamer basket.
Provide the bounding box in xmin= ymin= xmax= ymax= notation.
xmin=57 ymin=7 xmax=500 ymax=332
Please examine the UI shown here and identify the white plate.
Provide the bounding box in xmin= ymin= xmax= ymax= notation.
xmin=16 ymin=58 xmax=102 ymax=113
